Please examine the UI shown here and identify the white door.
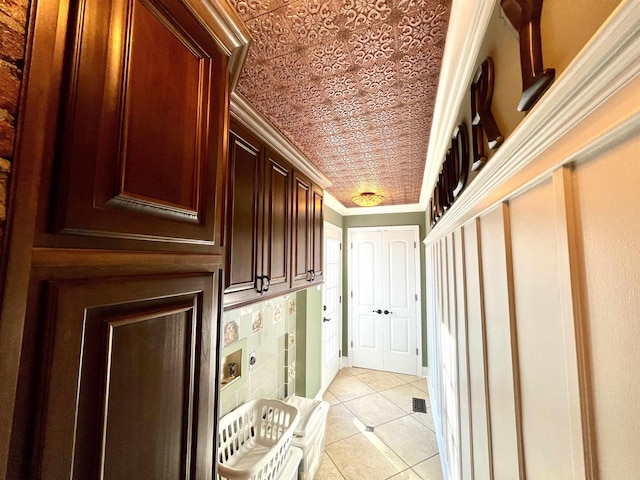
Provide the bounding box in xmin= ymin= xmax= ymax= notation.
xmin=350 ymin=227 xmax=419 ymax=375
xmin=322 ymin=223 xmax=342 ymax=390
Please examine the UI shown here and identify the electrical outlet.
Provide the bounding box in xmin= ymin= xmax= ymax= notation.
xmin=249 ymin=351 xmax=257 ymax=369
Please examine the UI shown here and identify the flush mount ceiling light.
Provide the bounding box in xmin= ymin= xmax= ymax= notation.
xmin=352 ymin=192 xmax=385 ymax=207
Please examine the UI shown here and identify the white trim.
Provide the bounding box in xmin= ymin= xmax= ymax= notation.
xmin=420 ymin=0 xmax=496 ymax=210
xmin=325 ymin=191 xmax=425 ymax=216
xmin=321 ymin=222 xmax=343 ymax=393
xmin=347 ymin=225 xmax=423 ymax=376
xmin=230 ymin=92 xmax=332 ymax=189
xmin=426 ymin=0 xmax=640 ymax=244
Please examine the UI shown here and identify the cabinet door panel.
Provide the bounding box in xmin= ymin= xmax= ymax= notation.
xmin=51 ymin=0 xmax=227 ymax=247
xmin=310 ymin=183 xmax=324 ymax=283
xmin=224 ymin=129 xmax=262 ymax=304
xmin=263 ymin=151 xmax=291 ymax=295
xmin=35 ymin=274 xmax=217 ymax=480
xmin=292 ymin=171 xmax=311 ymax=288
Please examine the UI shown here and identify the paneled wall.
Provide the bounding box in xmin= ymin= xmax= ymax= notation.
xmin=426 ymin=135 xmax=640 ymax=479
xmin=425 ymin=2 xmax=639 ymax=478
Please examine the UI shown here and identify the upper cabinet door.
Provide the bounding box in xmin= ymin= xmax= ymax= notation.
xmin=224 ymin=127 xmax=262 ymax=303
xmin=310 ymin=183 xmax=324 ymax=282
xmin=291 ymin=170 xmax=311 ymax=288
xmin=262 ymin=150 xmax=292 ymax=296
xmin=45 ymin=0 xmax=229 ymax=251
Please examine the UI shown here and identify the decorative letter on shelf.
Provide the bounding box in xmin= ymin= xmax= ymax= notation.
xmin=471 ymin=57 xmax=503 ymax=172
xmin=501 ymin=0 xmax=555 ymax=111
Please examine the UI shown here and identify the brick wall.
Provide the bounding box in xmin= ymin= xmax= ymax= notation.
xmin=0 ymin=0 xmax=29 ymax=242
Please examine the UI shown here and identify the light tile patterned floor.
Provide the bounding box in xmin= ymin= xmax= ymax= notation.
xmin=318 ymin=367 xmax=443 ymax=480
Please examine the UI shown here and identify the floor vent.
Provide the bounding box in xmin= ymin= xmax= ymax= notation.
xmin=412 ymin=397 xmax=427 ymax=413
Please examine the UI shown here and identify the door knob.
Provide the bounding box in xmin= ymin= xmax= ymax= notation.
xmin=384 ymin=309 xmax=393 ymax=315
xmin=323 ymin=317 xmax=331 ymax=322
xmin=372 ymin=309 xmax=382 ymax=314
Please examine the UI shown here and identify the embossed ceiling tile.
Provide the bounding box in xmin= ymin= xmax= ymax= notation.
xmin=307 ymin=39 xmax=351 ymax=76
xmin=339 ymin=116 xmax=369 ymax=131
xmin=265 ymin=52 xmax=313 ymax=87
xmin=363 ymin=90 xmax=398 ymax=111
xmin=322 ymin=74 xmax=358 ymax=100
xmin=289 ymin=83 xmax=325 ymax=108
xmin=333 ymin=98 xmax=366 ymax=118
xmin=357 ymin=60 xmax=397 ymax=92
xmin=245 ymin=11 xmax=295 ymax=60
xmin=348 ymin=23 xmax=395 ymax=64
xmin=368 ymin=108 xmax=399 ymax=126
xmin=399 ymin=48 xmax=443 ymax=82
xmin=318 ymin=120 xmax=344 ymax=136
xmin=340 ymin=0 xmax=392 ymax=31
xmin=285 ymin=0 xmax=339 ymax=46
xmin=397 ymin=3 xmax=447 ymax=54
xmin=310 ymin=103 xmax=335 ymax=122
xmin=229 ymin=0 xmax=273 ymax=22
xmin=231 ymin=0 xmax=451 ymax=207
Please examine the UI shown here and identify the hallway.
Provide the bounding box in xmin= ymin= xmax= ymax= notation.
xmin=317 ymin=367 xmax=443 ymax=480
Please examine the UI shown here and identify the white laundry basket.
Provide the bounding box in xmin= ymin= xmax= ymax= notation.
xmin=217 ymin=399 xmax=300 ymax=480
xmin=285 ymin=396 xmax=329 ymax=480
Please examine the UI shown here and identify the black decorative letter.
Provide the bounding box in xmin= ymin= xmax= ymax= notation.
xmin=501 ymin=0 xmax=555 ymax=111
xmin=471 ymin=57 xmax=503 ymax=171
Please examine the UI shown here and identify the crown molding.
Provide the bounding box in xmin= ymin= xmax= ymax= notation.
xmin=230 ymin=92 xmax=332 ymax=189
xmin=426 ymin=0 xmax=640 ymax=243
xmin=325 ymin=192 xmax=424 ymax=216
xmin=183 ymin=0 xmax=251 ymax=90
xmin=419 ymin=0 xmax=497 ymax=210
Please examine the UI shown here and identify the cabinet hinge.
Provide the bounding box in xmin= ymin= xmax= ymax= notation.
xmin=350 ymin=291 xmax=353 ymax=298
xmin=351 ymin=243 xmax=353 ymax=249
xmin=339 ymin=349 xmax=342 ymax=357
xmin=414 ymin=241 xmax=417 ymax=248
xmin=339 ymin=295 xmax=342 ymax=303
xmin=351 ymin=341 xmax=353 ymax=348
xmin=340 ymin=243 xmax=342 ymax=251
xmin=415 ymin=294 xmax=418 ymax=301
xmin=416 ymin=348 xmax=419 ymax=356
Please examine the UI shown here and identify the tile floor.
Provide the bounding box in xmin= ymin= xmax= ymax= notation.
xmin=317 ymin=367 xmax=443 ymax=480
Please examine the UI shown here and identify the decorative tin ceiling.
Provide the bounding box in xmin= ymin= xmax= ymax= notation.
xmin=231 ymin=0 xmax=451 ymax=207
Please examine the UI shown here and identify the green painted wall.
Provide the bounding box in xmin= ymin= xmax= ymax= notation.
xmin=324 ymin=205 xmax=344 ymax=228
xmin=295 ymin=286 xmax=323 ymax=398
xmin=342 ymin=211 xmax=428 ymax=367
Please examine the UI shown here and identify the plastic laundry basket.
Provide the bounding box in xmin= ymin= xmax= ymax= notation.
xmin=217 ymin=399 xmax=300 ymax=480
xmin=285 ymin=396 xmax=329 ymax=480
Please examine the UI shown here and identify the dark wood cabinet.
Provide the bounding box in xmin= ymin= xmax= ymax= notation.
xmin=38 ymin=0 xmax=229 ymax=252
xmin=262 ymin=149 xmax=293 ymax=296
xmin=292 ymin=171 xmax=323 ymax=288
xmin=19 ymin=273 xmax=219 ymax=479
xmin=1 ymin=0 xmax=248 ymax=477
xmin=224 ymin=123 xmax=292 ymax=305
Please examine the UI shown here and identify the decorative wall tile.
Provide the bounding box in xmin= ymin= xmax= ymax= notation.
xmin=252 ymin=311 xmax=264 ymax=332
xmin=234 ymin=0 xmax=451 ymax=206
xmin=223 ymin=320 xmax=239 ymax=347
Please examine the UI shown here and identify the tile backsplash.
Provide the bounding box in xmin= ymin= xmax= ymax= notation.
xmin=219 ymin=294 xmax=296 ymax=416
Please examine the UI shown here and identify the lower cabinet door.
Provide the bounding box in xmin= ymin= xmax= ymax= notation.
xmin=34 ymin=273 xmax=219 ymax=480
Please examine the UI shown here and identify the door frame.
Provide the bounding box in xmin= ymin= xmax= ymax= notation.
xmin=321 ymin=221 xmax=343 ymax=391
xmin=347 ymin=225 xmax=423 ymax=376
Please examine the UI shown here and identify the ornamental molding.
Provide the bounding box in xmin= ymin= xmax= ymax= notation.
xmin=425 ymin=0 xmax=640 ymax=242
xmin=183 ymin=0 xmax=252 ymax=90
xmin=230 ymin=91 xmax=332 ymax=189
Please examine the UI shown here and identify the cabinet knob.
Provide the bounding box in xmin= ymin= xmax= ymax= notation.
xmin=383 ymin=309 xmax=393 ymax=315
xmin=372 ymin=309 xmax=382 ymax=314
xmin=323 ymin=317 xmax=331 ymax=322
